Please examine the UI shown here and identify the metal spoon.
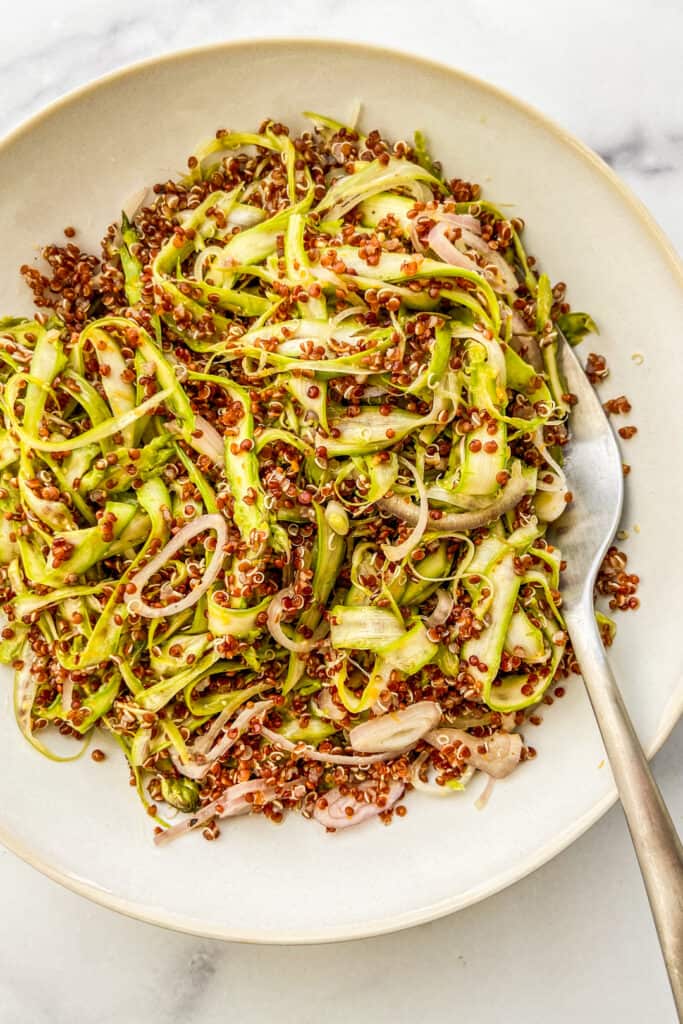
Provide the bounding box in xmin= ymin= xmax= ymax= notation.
xmin=552 ymin=334 xmax=683 ymax=1016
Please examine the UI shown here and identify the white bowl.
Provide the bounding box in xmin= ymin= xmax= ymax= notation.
xmin=0 ymin=39 xmax=681 ymax=943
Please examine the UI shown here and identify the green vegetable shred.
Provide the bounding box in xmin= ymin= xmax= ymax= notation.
xmin=0 ymin=113 xmax=606 ymax=842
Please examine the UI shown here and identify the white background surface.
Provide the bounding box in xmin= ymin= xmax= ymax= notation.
xmin=0 ymin=2 xmax=681 ymax=1021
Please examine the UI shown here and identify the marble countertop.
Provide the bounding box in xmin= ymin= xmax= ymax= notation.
xmin=0 ymin=2 xmax=681 ymax=1022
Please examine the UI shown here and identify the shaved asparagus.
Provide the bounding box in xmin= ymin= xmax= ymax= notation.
xmin=0 ymin=112 xmax=598 ymax=840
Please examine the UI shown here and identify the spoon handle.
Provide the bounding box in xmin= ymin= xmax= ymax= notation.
xmin=565 ymin=602 xmax=683 ymax=1019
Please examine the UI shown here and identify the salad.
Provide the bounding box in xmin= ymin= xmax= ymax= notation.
xmin=0 ymin=114 xmax=600 ymax=841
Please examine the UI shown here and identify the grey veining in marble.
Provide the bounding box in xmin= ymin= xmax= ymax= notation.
xmin=600 ymin=128 xmax=681 ymax=176
xmin=0 ymin=2 xmax=681 ymax=1023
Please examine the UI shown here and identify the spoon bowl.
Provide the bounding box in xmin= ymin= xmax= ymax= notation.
xmin=553 ymin=339 xmax=624 ymax=605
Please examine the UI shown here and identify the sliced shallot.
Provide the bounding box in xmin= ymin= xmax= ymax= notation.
xmin=410 ymin=750 xmax=476 ymax=796
xmin=125 ymin=514 xmax=227 ymax=619
xmin=408 ymin=217 xmax=426 ymax=253
xmin=436 ymin=211 xmax=483 ymax=234
xmin=425 ymin=728 xmax=523 ymax=779
xmin=266 ymin=588 xmax=315 ymax=654
xmin=378 ymin=460 xmax=531 ymax=533
xmin=172 ymin=700 xmax=274 ymax=781
xmin=457 ymin=228 xmax=519 ymax=293
xmin=186 ymin=415 xmax=225 ymax=467
xmin=381 ymin=458 xmax=429 ymax=563
xmin=423 ymin=589 xmax=454 ymax=628
xmin=427 ymin=220 xmax=518 ymax=294
xmin=474 ymin=774 xmax=497 ymax=810
xmin=315 ymin=687 xmax=347 ymax=723
xmin=349 ymin=701 xmax=441 ymax=753
xmin=154 ymin=778 xmax=275 ymax=846
xmin=427 ymin=222 xmax=480 ymax=273
xmin=259 ymin=726 xmax=406 ymax=766
xmin=313 ymin=780 xmax=405 ymax=830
